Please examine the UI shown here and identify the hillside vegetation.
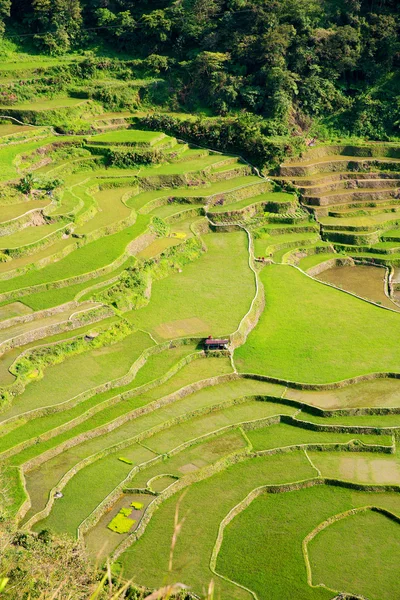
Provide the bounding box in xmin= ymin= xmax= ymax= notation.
xmin=0 ymin=0 xmax=398 ymax=157
xmin=0 ymin=2 xmax=399 ymax=600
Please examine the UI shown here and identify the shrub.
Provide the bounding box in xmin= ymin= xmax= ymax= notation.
xmin=17 ymin=173 xmax=36 ymax=194
xmin=136 ymin=113 xmax=306 ymax=170
xmin=151 ymin=216 xmax=169 ymax=237
xmin=105 ymin=146 xmax=165 ymax=168
xmin=93 ymin=237 xmax=204 ymax=311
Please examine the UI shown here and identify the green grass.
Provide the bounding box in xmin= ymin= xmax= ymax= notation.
xmin=1 ymin=329 xmax=153 ymax=421
xmin=0 ymin=198 xmax=50 ymax=223
xmin=3 ymin=125 xmax=400 ymax=600
xmin=4 ymin=465 xmax=27 ymax=515
xmin=254 ymin=231 xmax=319 ymax=257
xmin=1 ymin=97 xmax=86 ymax=110
xmin=285 ymin=377 xmax=400 ymax=409
xmin=246 ymin=422 xmax=392 ymax=450
xmin=149 ymin=202 xmax=203 ymax=219
xmin=262 ymin=231 xmax=319 ymax=246
xmin=308 ymin=450 xmax=400 ymax=485
xmin=119 ymin=451 xmax=317 ymax=598
xmin=33 ymin=445 xmax=155 ymax=536
xmin=128 ymin=429 xmax=249 ymax=488
xmin=88 ymin=129 xmax=165 ymax=145
xmin=138 ymin=153 xmax=231 ymax=176
xmin=320 ymin=211 xmax=400 ymax=228
xmin=4 ymin=377 xmax=284 ymax=482
xmin=0 ymin=343 xmax=198 ymax=457
xmin=18 ymin=357 xmax=233 ymax=519
xmin=235 ymin=264 xmax=400 ymax=383
xmin=0 ymin=299 xmax=98 ymax=344
xmin=0 ymin=55 xmax=79 ymax=71
xmin=345 ymin=251 xmax=400 ymax=262
xmin=134 ymin=399 xmax=296 ymax=457
xmin=30 ymin=364 xmax=243 ymax=534
xmin=0 ymin=123 xmax=37 ymax=135
xmin=0 ymin=135 xmax=57 ymax=181
xmin=382 ymin=228 xmax=400 ymax=241
xmin=308 ymin=508 xmax=400 ymax=600
xmin=297 ymin=252 xmax=335 ymax=271
xmin=0 ymin=216 xmax=149 ymax=294
xmin=136 ymin=237 xmax=183 ymax=260
xmin=126 ymin=232 xmax=255 ymax=340
xmin=125 ymin=175 xmax=262 ymax=211
xmin=0 ymin=301 xmax=32 ymax=320
xmin=0 ymin=315 xmax=117 ymax=386
xmin=272 ymin=246 xmax=290 ymax=262
xmin=51 ymin=190 xmax=82 ymax=216
xmin=0 ymin=221 xmax=68 ymax=249
xmin=216 ymin=485 xmax=400 ymax=600
xmin=75 ymin=186 xmax=132 ymax=235
xmin=210 ymin=190 xmax=294 ymax=213
xmin=21 ymin=259 xmax=133 ymax=310
xmin=297 ymin=411 xmax=400 ymax=428
xmin=0 ymin=238 xmax=74 ymax=277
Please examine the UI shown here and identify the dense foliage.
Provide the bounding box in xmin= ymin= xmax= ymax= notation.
xmin=138 ymin=112 xmax=305 ymax=167
xmin=3 ymin=0 xmax=400 ymax=138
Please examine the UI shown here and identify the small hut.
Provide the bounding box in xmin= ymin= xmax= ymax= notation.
xmin=204 ymin=336 xmax=229 ymax=351
xmin=85 ymin=331 xmax=99 ymax=342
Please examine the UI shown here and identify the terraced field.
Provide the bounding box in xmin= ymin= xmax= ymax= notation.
xmin=1 ymin=101 xmax=400 ymax=600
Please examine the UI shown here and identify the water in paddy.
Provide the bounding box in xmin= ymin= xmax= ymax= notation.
xmin=317 ymin=265 xmax=399 ymax=310
xmin=391 ymin=267 xmax=400 ymax=306
xmin=84 ymin=492 xmax=154 ymax=562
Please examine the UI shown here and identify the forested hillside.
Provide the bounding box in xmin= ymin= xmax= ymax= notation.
xmin=0 ymin=0 xmax=399 ymax=139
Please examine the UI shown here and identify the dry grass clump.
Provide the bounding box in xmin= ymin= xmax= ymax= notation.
xmin=0 ymin=527 xmax=193 ymax=600
xmin=0 ymin=527 xmax=100 ymax=599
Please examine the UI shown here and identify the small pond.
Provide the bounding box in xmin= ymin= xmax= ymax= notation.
xmin=316 ymin=264 xmax=399 ymax=310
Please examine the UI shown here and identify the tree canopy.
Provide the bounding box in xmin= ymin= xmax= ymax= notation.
xmin=3 ymin=0 xmax=400 ymax=137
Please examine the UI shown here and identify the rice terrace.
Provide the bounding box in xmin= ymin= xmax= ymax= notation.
xmin=0 ymin=2 xmax=399 ymax=600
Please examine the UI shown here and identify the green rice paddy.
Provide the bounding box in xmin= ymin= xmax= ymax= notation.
xmin=126 ymin=231 xmax=255 ymax=339
xmin=1 ymin=120 xmax=400 ymax=599
xmin=308 ymin=508 xmax=400 ymax=599
xmin=235 ymin=264 xmax=400 ymax=383
xmin=217 ymin=485 xmax=400 ymax=600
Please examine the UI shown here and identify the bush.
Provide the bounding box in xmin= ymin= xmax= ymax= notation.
xmin=151 ymin=216 xmax=169 ymax=237
xmin=106 ymin=147 xmax=164 ymax=168
xmin=136 ymin=113 xmax=306 ymax=170
xmin=17 ymin=173 xmax=35 ymax=194
xmin=93 ymin=237 xmax=204 ymax=311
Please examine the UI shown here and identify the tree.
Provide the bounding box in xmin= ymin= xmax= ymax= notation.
xmin=94 ymin=7 xmax=135 ymax=49
xmin=0 ymin=0 xmax=10 ymax=36
xmin=141 ymin=9 xmax=172 ymax=43
xmin=315 ymin=26 xmax=362 ymax=76
xmin=32 ymin=0 xmax=83 ymax=54
xmin=18 ymin=173 xmax=36 ymax=195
